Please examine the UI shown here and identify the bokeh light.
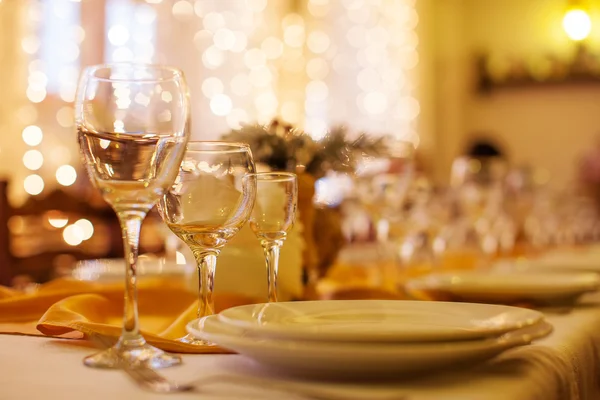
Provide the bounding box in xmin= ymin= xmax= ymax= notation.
xmin=202 ymin=77 xmax=224 ymax=99
xmin=108 ymin=25 xmax=130 ymax=46
xmin=307 ymin=31 xmax=330 ymax=54
xmin=75 ymin=218 xmax=94 ymax=240
xmin=24 ymin=174 xmax=44 ymax=195
xmin=210 ymin=94 xmax=233 ymax=116
xmin=563 ymin=9 xmax=592 ymax=41
xmin=22 ymin=125 xmax=43 ymax=146
xmin=172 ymin=0 xmax=194 ymax=19
xmin=23 ymin=150 xmax=44 ymax=171
xmin=56 ymin=165 xmax=77 ymax=186
xmin=63 ymin=224 xmax=83 ymax=246
xmin=213 ymin=28 xmax=236 ymax=50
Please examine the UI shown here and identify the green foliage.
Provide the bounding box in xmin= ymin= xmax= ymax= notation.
xmin=222 ymin=120 xmax=388 ymax=178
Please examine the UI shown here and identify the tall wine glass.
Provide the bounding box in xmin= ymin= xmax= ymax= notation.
xmin=75 ymin=64 xmax=190 ymax=368
xmin=248 ymin=172 xmax=298 ymax=302
xmin=158 ymin=142 xmax=256 ymax=345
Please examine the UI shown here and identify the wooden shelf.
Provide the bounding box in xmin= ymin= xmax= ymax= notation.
xmin=478 ymin=75 xmax=600 ymax=93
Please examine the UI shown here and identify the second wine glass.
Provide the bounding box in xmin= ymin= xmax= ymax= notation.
xmin=248 ymin=172 xmax=298 ymax=303
xmin=158 ymin=141 xmax=256 ymax=345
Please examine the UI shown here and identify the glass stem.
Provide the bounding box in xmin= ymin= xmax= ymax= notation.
xmin=261 ymin=240 xmax=283 ymax=303
xmin=116 ymin=210 xmax=146 ymax=347
xmin=192 ymin=249 xmax=218 ymax=318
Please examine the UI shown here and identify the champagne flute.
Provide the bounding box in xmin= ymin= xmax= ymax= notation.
xmin=75 ymin=64 xmax=190 ymax=368
xmin=248 ymin=172 xmax=298 ymax=303
xmin=158 ymin=141 xmax=256 ymax=345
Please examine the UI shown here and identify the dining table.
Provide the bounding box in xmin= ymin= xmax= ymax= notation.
xmin=2 ymin=293 xmax=600 ymax=400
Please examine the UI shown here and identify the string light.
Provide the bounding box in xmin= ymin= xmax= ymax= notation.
xmin=283 ymin=24 xmax=305 ymax=47
xmin=23 ymin=150 xmax=44 ymax=171
xmin=202 ymin=77 xmax=224 ymax=98
xmin=307 ymin=31 xmax=330 ymax=54
xmin=24 ymin=174 xmax=44 ymax=196
xmin=172 ymin=0 xmax=194 ymax=19
xmin=22 ymin=125 xmax=43 ymax=146
xmin=63 ymin=224 xmax=83 ymax=246
xmin=202 ymin=46 xmax=225 ymax=69
xmin=302 ymin=0 xmax=420 ymax=142
xmin=108 ymin=25 xmax=130 ymax=46
xmin=47 ymin=213 xmax=69 ymax=228
xmin=26 ymin=87 xmax=46 ymax=103
xmin=249 ymin=66 xmax=273 ymax=88
xmin=74 ymin=218 xmax=94 ymax=240
xmin=10 ymin=0 xmax=420 ymax=208
xmin=363 ymin=91 xmax=388 ymax=115
xmin=56 ymin=165 xmax=77 ymax=186
xmin=193 ymin=30 xmax=212 ymax=51
xmin=185 ymin=2 xmax=420 ymax=138
xmin=210 ymin=94 xmax=233 ymax=116
xmin=213 ymin=28 xmax=236 ymax=50
xmin=15 ymin=0 xmax=85 ymax=201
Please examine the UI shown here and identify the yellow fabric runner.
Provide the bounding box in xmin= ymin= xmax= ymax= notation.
xmin=0 ymin=278 xmax=258 ymax=353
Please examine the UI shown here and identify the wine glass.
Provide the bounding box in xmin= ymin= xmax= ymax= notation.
xmin=158 ymin=141 xmax=256 ymax=345
xmin=248 ymin=172 xmax=298 ymax=303
xmin=75 ymin=64 xmax=190 ymax=368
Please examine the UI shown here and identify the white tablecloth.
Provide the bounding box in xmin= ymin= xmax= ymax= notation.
xmin=2 ymin=299 xmax=600 ymax=400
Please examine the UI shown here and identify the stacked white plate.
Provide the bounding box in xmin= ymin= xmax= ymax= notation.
xmin=518 ymin=252 xmax=600 ymax=273
xmin=186 ymin=300 xmax=552 ymax=377
xmin=406 ymin=270 xmax=600 ymax=305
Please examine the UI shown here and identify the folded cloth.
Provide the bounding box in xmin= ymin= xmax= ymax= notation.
xmin=0 ymin=278 xmax=259 ymax=353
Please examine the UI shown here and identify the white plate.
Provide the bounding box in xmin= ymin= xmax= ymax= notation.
xmin=522 ymin=254 xmax=600 ymax=273
xmin=406 ymin=271 xmax=600 ymax=305
xmin=217 ymin=300 xmax=543 ymax=342
xmin=187 ymin=316 xmax=552 ymax=377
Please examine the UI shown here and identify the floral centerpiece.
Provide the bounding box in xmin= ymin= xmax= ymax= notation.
xmin=222 ymin=120 xmax=387 ymax=283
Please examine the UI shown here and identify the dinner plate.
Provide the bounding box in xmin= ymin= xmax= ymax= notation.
xmin=521 ymin=254 xmax=600 ymax=273
xmin=187 ymin=316 xmax=552 ymax=377
xmin=217 ymin=300 xmax=543 ymax=342
xmin=406 ymin=271 xmax=600 ymax=305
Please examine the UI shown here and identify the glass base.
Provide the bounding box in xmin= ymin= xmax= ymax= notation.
xmin=177 ymin=333 xmax=216 ymax=347
xmin=83 ymin=342 xmax=182 ymax=369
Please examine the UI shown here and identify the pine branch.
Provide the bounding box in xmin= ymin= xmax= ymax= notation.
xmin=222 ymin=120 xmax=390 ymax=177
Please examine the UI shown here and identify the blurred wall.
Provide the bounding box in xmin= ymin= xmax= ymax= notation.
xmin=432 ymin=0 xmax=600 ymax=187
xmin=0 ymin=1 xmax=28 ymax=198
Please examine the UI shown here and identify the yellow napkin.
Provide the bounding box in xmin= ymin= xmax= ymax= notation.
xmin=0 ymin=278 xmax=259 ymax=353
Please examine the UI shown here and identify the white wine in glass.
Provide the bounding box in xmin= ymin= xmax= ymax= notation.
xmin=248 ymin=172 xmax=298 ymax=303
xmin=158 ymin=141 xmax=256 ymax=345
xmin=76 ymin=64 xmax=190 ymax=368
